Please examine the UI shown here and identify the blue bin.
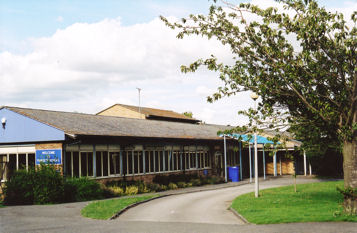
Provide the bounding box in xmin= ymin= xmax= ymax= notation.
xmin=203 ymin=169 xmax=208 ymax=176
xmin=228 ymin=166 xmax=240 ymax=182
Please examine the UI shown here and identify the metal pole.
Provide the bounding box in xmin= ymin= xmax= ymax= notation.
xmin=273 ymin=150 xmax=277 ymax=176
xmin=224 ymin=135 xmax=227 ymax=183
xmin=254 ymin=132 xmax=259 ymax=197
xmin=263 ymin=144 xmax=266 ymax=180
xmin=239 ymin=141 xmax=242 ymax=181
xmin=304 ymin=150 xmax=307 ymax=176
xmin=136 ymin=87 xmax=142 ymax=114
xmin=249 ymin=143 xmax=252 ymax=183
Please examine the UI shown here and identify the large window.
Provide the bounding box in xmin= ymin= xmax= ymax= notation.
xmin=64 ymin=144 xmax=211 ymax=178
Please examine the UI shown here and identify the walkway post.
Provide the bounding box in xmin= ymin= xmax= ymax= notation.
xmin=273 ymin=150 xmax=277 ymax=176
xmin=263 ymin=145 xmax=266 ymax=180
xmin=250 ymin=91 xmax=259 ymax=197
xmin=254 ymin=132 xmax=259 ymax=197
xmin=239 ymin=141 xmax=242 ymax=181
xmin=304 ymin=150 xmax=307 ymax=176
xmin=224 ymin=135 xmax=227 ymax=182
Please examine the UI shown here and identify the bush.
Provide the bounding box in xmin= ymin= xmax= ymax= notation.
xmin=33 ymin=165 xmax=64 ymax=204
xmin=3 ymin=165 xmax=64 ymax=205
xmin=168 ymin=182 xmax=178 ymax=190
xmin=186 ymin=182 xmax=193 ymax=187
xmin=177 ymin=181 xmax=186 ymax=188
xmin=190 ymin=178 xmax=202 ymax=186
xmin=146 ymin=183 xmax=161 ymax=192
xmin=3 ymin=169 xmax=34 ymax=205
xmin=159 ymin=184 xmax=168 ymax=191
xmin=125 ymin=186 xmax=139 ymax=195
xmin=107 ymin=186 xmax=124 ymax=196
xmin=64 ymin=177 xmax=104 ymax=202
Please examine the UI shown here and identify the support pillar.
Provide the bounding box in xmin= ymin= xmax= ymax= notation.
xmin=224 ymin=135 xmax=227 ymax=182
xmin=249 ymin=143 xmax=252 ymax=183
xmin=309 ymin=163 xmax=312 ymax=176
xmin=93 ymin=145 xmax=96 ymax=178
xmin=143 ymin=150 xmax=146 ymax=174
xmin=120 ymin=149 xmax=123 ymax=176
xmin=239 ymin=141 xmax=242 ymax=181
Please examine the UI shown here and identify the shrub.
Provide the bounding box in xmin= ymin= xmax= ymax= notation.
xmin=177 ymin=181 xmax=186 ymax=188
xmin=125 ymin=186 xmax=138 ymax=195
xmin=4 ymin=165 xmax=64 ymax=205
xmin=159 ymin=184 xmax=168 ymax=191
xmin=137 ymin=182 xmax=150 ymax=193
xmin=190 ymin=178 xmax=202 ymax=186
xmin=146 ymin=183 xmax=161 ymax=192
xmin=168 ymin=182 xmax=178 ymax=190
xmin=3 ymin=169 xmax=34 ymax=205
xmin=186 ymin=182 xmax=193 ymax=187
xmin=107 ymin=186 xmax=124 ymax=196
xmin=64 ymin=177 xmax=104 ymax=202
xmin=32 ymin=165 xmax=64 ymax=204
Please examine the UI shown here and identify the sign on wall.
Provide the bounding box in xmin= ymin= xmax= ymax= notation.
xmin=36 ymin=149 xmax=62 ymax=165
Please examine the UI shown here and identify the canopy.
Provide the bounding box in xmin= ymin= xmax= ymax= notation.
xmin=223 ymin=133 xmax=278 ymax=144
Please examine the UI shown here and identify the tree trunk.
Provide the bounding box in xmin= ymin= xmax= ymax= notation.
xmin=342 ymin=140 xmax=357 ymax=214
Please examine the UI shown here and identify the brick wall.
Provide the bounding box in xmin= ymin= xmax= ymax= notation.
xmin=96 ymin=169 xmax=213 ymax=184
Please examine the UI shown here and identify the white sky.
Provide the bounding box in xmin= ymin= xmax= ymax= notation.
xmin=0 ymin=0 xmax=356 ymax=125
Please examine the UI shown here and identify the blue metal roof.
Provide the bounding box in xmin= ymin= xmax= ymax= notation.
xmin=223 ymin=133 xmax=278 ymax=144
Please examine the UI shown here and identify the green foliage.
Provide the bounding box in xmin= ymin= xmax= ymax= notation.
xmin=183 ymin=111 xmax=193 ymax=118
xmin=106 ymin=186 xmax=125 ymax=196
xmin=337 ymin=186 xmax=357 ymax=199
xmin=168 ymin=182 xmax=178 ymax=190
xmin=3 ymin=166 xmax=108 ymax=205
xmin=232 ymin=181 xmax=357 ymax=224
xmin=3 ymin=165 xmax=64 ymax=205
xmin=161 ymin=0 xmax=357 ymax=185
xmin=146 ymin=182 xmax=161 ymax=192
xmin=64 ymin=177 xmax=104 ymax=202
xmin=81 ymin=195 xmax=158 ymax=220
xmin=3 ymin=169 xmax=34 ymax=205
xmin=177 ymin=181 xmax=187 ymax=188
xmin=32 ymin=165 xmax=64 ymax=204
xmin=190 ymin=178 xmax=202 ymax=186
xmin=124 ymin=185 xmax=139 ymax=195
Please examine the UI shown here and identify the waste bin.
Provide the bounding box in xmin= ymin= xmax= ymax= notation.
xmin=228 ymin=166 xmax=240 ymax=182
xmin=203 ymin=169 xmax=208 ymax=176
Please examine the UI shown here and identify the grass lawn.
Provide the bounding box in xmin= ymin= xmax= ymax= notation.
xmin=231 ymin=181 xmax=357 ymax=224
xmin=81 ymin=195 xmax=158 ymax=220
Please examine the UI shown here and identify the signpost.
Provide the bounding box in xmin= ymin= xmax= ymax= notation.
xmin=35 ymin=149 xmax=62 ymax=165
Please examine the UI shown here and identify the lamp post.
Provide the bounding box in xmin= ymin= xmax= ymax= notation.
xmin=250 ymin=92 xmax=259 ymax=198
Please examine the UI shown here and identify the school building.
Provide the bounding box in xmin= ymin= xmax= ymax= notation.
xmin=0 ymin=104 xmax=310 ymax=184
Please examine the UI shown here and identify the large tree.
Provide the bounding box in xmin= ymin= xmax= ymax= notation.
xmin=161 ymin=0 xmax=357 ymax=212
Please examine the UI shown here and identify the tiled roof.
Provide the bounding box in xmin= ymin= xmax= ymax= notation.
xmin=98 ymin=104 xmax=200 ymax=122
xmin=4 ymin=106 xmax=230 ymax=140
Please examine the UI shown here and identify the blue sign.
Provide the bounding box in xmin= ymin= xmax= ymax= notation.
xmin=36 ymin=149 xmax=62 ymax=165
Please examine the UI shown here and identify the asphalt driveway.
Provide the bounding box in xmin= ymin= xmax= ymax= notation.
xmin=1 ymin=177 xmax=357 ymax=233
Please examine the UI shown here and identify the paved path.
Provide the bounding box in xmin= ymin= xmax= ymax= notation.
xmin=1 ymin=177 xmax=357 ymax=233
xmin=118 ymin=177 xmax=319 ymax=224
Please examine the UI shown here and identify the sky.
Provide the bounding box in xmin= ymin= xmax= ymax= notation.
xmin=0 ymin=0 xmax=356 ymax=125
